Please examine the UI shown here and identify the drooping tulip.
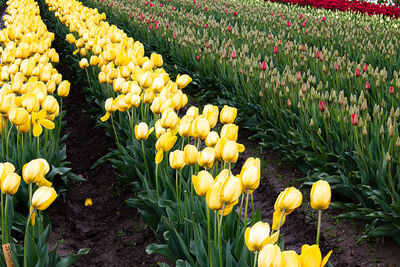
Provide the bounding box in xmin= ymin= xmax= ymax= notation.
xmin=310 ymin=180 xmax=331 ymax=210
xmin=274 ymin=187 xmax=302 ymax=214
xmin=31 ymin=110 xmax=55 ymax=137
xmin=245 ymin=221 xmax=279 ymax=252
xmin=155 ymin=132 xmax=178 ymax=164
xmin=31 ymin=186 xmax=57 ymax=210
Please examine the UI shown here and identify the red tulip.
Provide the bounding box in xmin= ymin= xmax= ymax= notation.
xmin=351 ymin=114 xmax=358 ymax=126
xmin=233 ymin=11 xmax=237 ymax=16
xmin=197 ymin=55 xmax=200 ymax=61
xmin=173 ymin=32 xmax=176 ymax=39
xmin=302 ymin=44 xmax=306 ymax=51
xmin=232 ymin=51 xmax=236 ymax=59
xmin=225 ymin=2 xmax=228 ymax=6
xmin=145 ymin=1 xmax=148 ymax=4
xmin=305 ymin=29 xmax=308 ymax=34
xmin=204 ymin=24 xmax=207 ymax=28
xmin=302 ymin=21 xmax=306 ymax=27
xmin=322 ymin=16 xmax=326 ymax=22
xmin=355 ymin=68 xmax=361 ymax=77
xmin=365 ymin=81 xmax=370 ymax=90
xmin=227 ymin=25 xmax=232 ymax=31
xmin=166 ymin=21 xmax=169 ymax=27
xmin=149 ymin=25 xmax=152 ymax=30
xmin=319 ymin=101 xmax=326 ymax=112
xmin=299 ymin=14 xmax=302 ymax=19
xmin=205 ymin=7 xmax=207 ymax=11
xmin=316 ymin=51 xmax=320 ymax=59
xmin=274 ymin=46 xmax=278 ymax=54
xmin=206 ymin=41 xmax=210 ymax=48
xmin=160 ymin=3 xmax=162 ymax=7
xmin=288 ymin=21 xmax=292 ymax=27
xmin=193 ymin=0 xmax=195 ymax=3
xmin=363 ymin=64 xmax=368 ymax=73
xmin=155 ymin=25 xmax=158 ymax=30
xmin=334 ymin=63 xmax=339 ymax=71
xmin=390 ymin=86 xmax=394 ymax=95
xmin=225 ymin=9 xmax=227 ymax=14
xmin=296 ymin=71 xmax=301 ymax=81
xmin=261 ymin=61 xmax=266 ymax=71
xmin=129 ymin=14 xmax=132 ymax=19
xmin=198 ymin=4 xmax=201 ymax=8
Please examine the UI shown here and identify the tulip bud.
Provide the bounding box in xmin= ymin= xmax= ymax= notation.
xmin=57 ymin=80 xmax=70 ymax=97
xmin=282 ymin=251 xmax=300 ymax=267
xmin=274 ymin=187 xmax=302 ymax=214
xmin=245 ymin=221 xmax=279 ymax=252
xmin=169 ymin=150 xmax=185 ymax=170
xmin=206 ymin=179 xmax=224 ymax=210
xmin=0 ymin=163 xmax=15 ymax=182
xmin=241 ymin=166 xmax=260 ymax=191
xmin=192 ymin=170 xmax=214 ymax=197
xmin=22 ymin=159 xmax=50 ymax=184
xmin=134 ymin=122 xmax=154 ymax=140
xmin=351 ymin=114 xmax=358 ymax=126
xmin=184 ymin=144 xmax=198 ymax=165
xmin=310 ymin=180 xmax=331 ymax=210
xmin=161 ymin=108 xmax=179 ymax=130
xmin=31 ymin=186 xmax=57 ymax=210
xmin=155 ymin=132 xmax=178 ymax=163
xmin=222 ymin=140 xmax=239 ymax=163
xmin=205 ymin=131 xmax=219 ymax=147
xmin=9 ymin=107 xmax=29 ymax=126
xmin=220 ymin=105 xmax=237 ymax=124
xmin=198 ymin=147 xmax=216 ymax=169
xmin=192 ymin=117 xmax=210 ymax=140
xmin=1 ymin=173 xmax=21 ymax=195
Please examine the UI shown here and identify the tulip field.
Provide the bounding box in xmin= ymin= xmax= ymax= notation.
xmin=0 ymin=0 xmax=399 ymax=265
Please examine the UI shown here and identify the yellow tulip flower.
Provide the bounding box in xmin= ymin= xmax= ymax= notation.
xmin=272 ymin=209 xmax=286 ymax=231
xmin=274 ymin=187 xmax=302 ymax=214
xmin=155 ymin=132 xmax=177 ymax=164
xmin=176 ymin=74 xmax=192 ymax=89
xmin=31 ymin=186 xmax=57 ymax=210
xmin=32 ymin=110 xmax=55 ymax=137
xmin=282 ymin=251 xmax=300 ymax=267
xmin=191 ymin=117 xmax=210 ymax=140
xmin=310 ymin=180 xmax=331 ymax=210
xmin=57 ymin=80 xmax=70 ymax=97
xmin=134 ymin=122 xmax=154 ymax=140
xmin=178 ymin=115 xmax=193 ymax=138
xmin=220 ymin=105 xmax=237 ymax=124
xmin=299 ymin=245 xmax=332 ymax=267
xmin=184 ymin=144 xmax=198 ymax=165
xmin=219 ymin=175 xmax=242 ymax=205
xmin=0 ymin=162 xmax=16 ymax=182
xmin=221 ymin=124 xmax=239 ymax=141
xmin=169 ymin=150 xmax=185 ymax=170
xmin=205 ymin=131 xmax=219 ymax=147
xmin=1 ymin=173 xmax=21 ymax=195
xmin=192 ymin=170 xmax=214 ymax=197
xmin=161 ymin=108 xmax=179 ymax=130
xmin=258 ymin=244 xmax=282 ymax=267
xmin=245 ymin=221 xmax=279 ymax=252
xmin=241 ymin=165 xmax=260 ymax=191
xmin=8 ymin=107 xmax=29 ymax=126
xmin=198 ymin=147 xmax=216 ymax=169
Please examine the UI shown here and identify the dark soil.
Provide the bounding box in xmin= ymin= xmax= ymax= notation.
xmin=46 ymin=64 xmax=162 ymax=266
xmin=236 ymin=130 xmax=400 ymax=267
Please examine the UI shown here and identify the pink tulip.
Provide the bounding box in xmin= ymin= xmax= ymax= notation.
xmin=233 ymin=11 xmax=237 ymax=16
xmin=197 ymin=55 xmax=200 ymax=61
xmin=390 ymin=86 xmax=394 ymax=95
xmin=274 ymin=46 xmax=278 ymax=54
xmin=227 ymin=25 xmax=231 ymax=31
xmin=319 ymin=101 xmax=326 ymax=111
xmin=225 ymin=9 xmax=227 ymax=14
xmin=206 ymin=41 xmax=210 ymax=48
xmin=355 ymin=68 xmax=361 ymax=77
xmin=365 ymin=82 xmax=370 ymax=90
xmin=288 ymin=21 xmax=291 ymax=27
xmin=204 ymin=24 xmax=207 ymax=28
xmin=351 ymin=114 xmax=358 ymax=125
xmin=149 ymin=25 xmax=152 ymax=30
xmin=334 ymin=63 xmax=339 ymax=71
xmin=363 ymin=64 xmax=368 ymax=73
xmin=166 ymin=21 xmax=169 ymax=27
xmin=160 ymin=3 xmax=162 ymax=6
xmin=322 ymin=17 xmax=326 ymax=22
xmin=299 ymin=14 xmax=302 ymax=19
xmin=232 ymin=51 xmax=236 ymax=59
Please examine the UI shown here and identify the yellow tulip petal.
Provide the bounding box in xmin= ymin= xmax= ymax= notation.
xmin=37 ymin=177 xmax=52 ymax=187
xmin=100 ymin=112 xmax=110 ymax=122
xmin=40 ymin=119 xmax=55 ymax=130
xmin=85 ymin=198 xmax=93 ymax=206
xmin=33 ymin=123 xmax=43 ymax=137
xmin=321 ymin=250 xmax=332 ymax=267
xmin=155 ymin=149 xmax=164 ymax=164
xmin=261 ymin=230 xmax=280 ymax=248
xmin=237 ymin=143 xmax=245 ymax=152
xmin=146 ymin=127 xmax=154 ymax=139
xmin=30 ymin=206 xmax=35 ymax=226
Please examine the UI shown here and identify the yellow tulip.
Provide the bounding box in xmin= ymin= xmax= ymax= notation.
xmin=176 ymin=74 xmax=192 ymax=89
xmin=222 ymin=140 xmax=239 ymax=163
xmin=221 ymin=124 xmax=239 ymax=141
xmin=32 ymin=110 xmax=55 ymax=137
xmin=220 ymin=175 xmax=242 ymax=205
xmin=134 ymin=122 xmax=154 ymax=140
xmin=155 ymin=120 xmax=166 ymax=138
xmin=198 ymin=147 xmax=215 ymax=169
xmin=150 ymin=52 xmax=163 ymax=67
xmin=178 ymin=115 xmax=193 ymax=138
xmin=282 ymin=251 xmax=300 ymax=267
xmin=57 ymin=80 xmax=70 ymax=97
xmin=186 ymin=106 xmax=199 ymax=117
xmin=151 ymin=77 xmax=165 ymax=93
xmin=143 ymin=88 xmax=155 ymax=104
xmin=272 ymin=209 xmax=286 ymax=231
xmin=155 ymin=132 xmax=178 ymax=164
xmin=245 ymin=221 xmax=279 ymax=252
xmin=22 ymin=94 xmax=39 ymax=113
xmin=206 ymin=179 xmax=224 ymax=210
xmin=191 ymin=117 xmax=210 ymax=140
xmin=274 ymin=187 xmax=302 ymax=214
xmin=169 ymin=150 xmax=185 ymax=170
xmin=31 ymin=186 xmax=57 ymax=210
xmin=240 ymin=157 xmax=261 ymax=177
xmin=220 ymin=105 xmax=237 ymax=124
xmin=202 ymin=104 xmax=219 ymax=128
xmin=1 ymin=173 xmax=21 ymax=195
xmin=22 ymin=159 xmax=47 ymax=184
xmin=79 ymin=58 xmax=89 ymax=69
xmin=241 ymin=165 xmax=260 ymax=191
xmin=8 ymin=107 xmax=29 ymax=126
xmin=310 ymin=180 xmax=331 ymax=210
xmin=0 ymin=163 xmax=15 ymax=182
xmin=98 ymin=72 xmax=107 ymax=83
xmin=192 ymin=170 xmax=214 ymax=197
xmin=46 ymin=80 xmax=57 ymax=94
xmin=299 ymin=245 xmax=332 ymax=267
xmin=205 ymin=131 xmax=219 ymax=147
xmin=184 ymin=144 xmax=198 ymax=165
xmin=161 ymin=108 xmax=179 ymax=130
xmin=43 ymin=95 xmax=59 ymax=114
xmin=258 ymin=244 xmax=282 ymax=267
xmin=150 ymin=96 xmax=165 ymax=115
xmin=140 ymin=71 xmax=153 ymax=88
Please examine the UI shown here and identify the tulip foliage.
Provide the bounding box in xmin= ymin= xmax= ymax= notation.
xmin=42 ymin=0 xmax=335 ymax=265
xmin=78 ymin=0 xmax=400 ymax=241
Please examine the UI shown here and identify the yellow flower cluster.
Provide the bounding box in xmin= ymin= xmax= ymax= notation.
xmin=0 ymin=0 xmax=70 ymax=137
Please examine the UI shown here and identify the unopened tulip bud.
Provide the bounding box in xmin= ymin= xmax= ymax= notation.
xmin=192 ymin=170 xmax=214 ymax=197
xmin=31 ymin=186 xmax=57 ymax=210
xmin=300 ymin=245 xmax=332 ymax=267
xmin=135 ymin=122 xmax=154 ymax=140
xmin=220 ymin=105 xmax=237 ymax=124
xmin=310 ymin=180 xmax=331 ymax=210
xmin=198 ymin=147 xmax=215 ymax=169
xmin=258 ymin=244 xmax=282 ymax=267
xmin=176 ymin=74 xmax=192 ymax=89
xmin=205 ymin=131 xmax=219 ymax=147
xmin=169 ymin=150 xmax=185 ymax=170
xmin=274 ymin=187 xmax=302 ymax=214
xmin=184 ymin=144 xmax=198 ymax=165
xmin=57 ymin=80 xmax=70 ymax=97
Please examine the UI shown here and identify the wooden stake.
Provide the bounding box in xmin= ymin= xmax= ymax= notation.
xmin=2 ymin=243 xmax=14 ymax=267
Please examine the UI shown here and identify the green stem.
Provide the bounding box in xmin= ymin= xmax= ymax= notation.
xmin=4 ymin=196 xmax=8 ymax=243
xmin=85 ymin=68 xmax=92 ymax=88
xmin=251 ymin=193 xmax=254 ymax=219
xmin=6 ymin=124 xmax=12 ymax=161
xmin=253 ymin=251 xmax=258 ymax=267
xmin=24 ymin=210 xmax=34 ymax=267
xmin=214 ymin=211 xmax=217 ymax=243
xmin=155 ymin=163 xmax=159 ymax=199
xmin=141 ymin=140 xmax=150 ymax=177
xmin=190 ymin=165 xmax=194 ymax=217
xmin=58 ymin=98 xmax=63 ymax=140
xmin=235 ymin=194 xmax=244 ymax=247
xmin=110 ymin=114 xmax=121 ymax=149
xmin=206 ymin=201 xmax=212 ymax=267
xmin=176 ymin=170 xmax=182 ymax=223
xmin=218 ymin=204 xmax=226 ymax=267
xmin=1 ymin=193 xmax=3 ymax=244
xmin=244 ymin=190 xmax=250 ymax=228
xmin=275 ymin=210 xmax=286 ymax=244
xmin=37 ymin=136 xmax=40 ymax=158
xmin=316 ymin=209 xmax=322 ymax=245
